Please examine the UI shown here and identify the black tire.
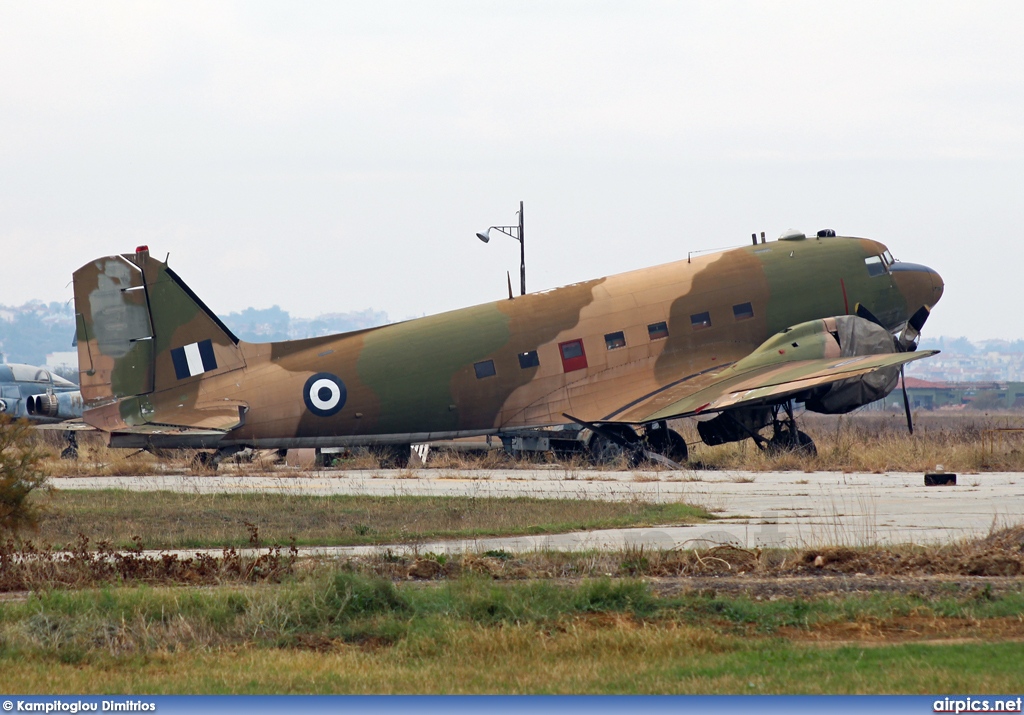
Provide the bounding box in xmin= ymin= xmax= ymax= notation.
xmin=371 ymin=444 xmax=411 ymax=469
xmin=587 ymin=425 xmax=639 ymax=465
xmin=644 ymin=427 xmax=688 ymax=463
xmin=767 ymin=429 xmax=817 ymax=457
xmin=190 ymin=451 xmax=219 ymax=472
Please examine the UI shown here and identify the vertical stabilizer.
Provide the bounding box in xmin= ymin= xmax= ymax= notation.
xmin=74 ymin=246 xmax=245 ymax=408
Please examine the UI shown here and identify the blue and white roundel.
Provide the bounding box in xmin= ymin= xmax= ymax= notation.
xmin=303 ymin=373 xmax=347 ymax=417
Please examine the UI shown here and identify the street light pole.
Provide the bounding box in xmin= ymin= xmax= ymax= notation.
xmin=517 ymin=200 xmax=525 ymax=296
xmin=476 ymin=200 xmax=526 ymax=296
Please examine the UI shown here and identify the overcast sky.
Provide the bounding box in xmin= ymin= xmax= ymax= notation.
xmin=2 ymin=1 xmax=1022 ymax=340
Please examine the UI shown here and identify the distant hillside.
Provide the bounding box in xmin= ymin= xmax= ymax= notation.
xmin=0 ymin=301 xmax=76 ymax=366
xmin=918 ymin=336 xmax=1024 ymax=355
xmin=218 ymin=306 xmax=390 ymax=342
xmin=0 ymin=300 xmax=389 ymax=366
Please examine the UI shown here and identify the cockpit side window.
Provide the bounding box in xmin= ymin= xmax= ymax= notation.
xmin=864 ymin=255 xmax=886 ymax=277
xmin=882 ymin=250 xmax=894 ymax=266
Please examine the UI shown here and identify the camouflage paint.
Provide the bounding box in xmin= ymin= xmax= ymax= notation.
xmin=356 ymin=303 xmax=510 ymax=434
xmin=72 ymin=235 xmax=944 ymax=447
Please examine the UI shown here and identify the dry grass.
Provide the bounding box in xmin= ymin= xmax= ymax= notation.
xmin=683 ymin=412 xmax=1024 ymax=473
xmin=28 ymin=490 xmax=711 ymax=550
xmin=30 ymin=412 xmax=1024 ymax=477
xmin=3 ymin=624 xmax=1022 ymax=694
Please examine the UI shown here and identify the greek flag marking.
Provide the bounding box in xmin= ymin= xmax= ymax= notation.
xmin=171 ymin=339 xmax=217 ymax=380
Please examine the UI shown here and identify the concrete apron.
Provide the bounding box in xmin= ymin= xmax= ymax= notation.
xmin=50 ymin=469 xmax=1024 ymax=552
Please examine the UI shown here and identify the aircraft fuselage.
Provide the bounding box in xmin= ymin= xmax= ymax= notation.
xmin=183 ymin=234 xmax=942 ymax=447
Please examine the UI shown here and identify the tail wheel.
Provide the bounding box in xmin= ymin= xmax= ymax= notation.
xmin=371 ymin=444 xmax=411 ymax=469
xmin=190 ymin=451 xmax=219 ymax=472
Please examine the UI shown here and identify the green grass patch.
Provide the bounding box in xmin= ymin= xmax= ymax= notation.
xmin=33 ymin=490 xmax=710 ymax=549
xmin=1 ymin=575 xmax=1023 ymax=693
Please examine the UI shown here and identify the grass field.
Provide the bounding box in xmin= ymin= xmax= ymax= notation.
xmin=30 ymin=490 xmax=711 ymax=549
xmin=2 ymin=574 xmax=1022 ymax=693
xmin=12 ymin=415 xmax=1024 ymax=694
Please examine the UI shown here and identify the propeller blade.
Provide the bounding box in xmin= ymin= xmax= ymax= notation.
xmin=900 ymin=364 xmax=914 ymax=435
xmin=908 ymin=305 xmax=931 ymax=333
xmin=855 ymin=303 xmax=884 ymax=327
xmin=898 ymin=305 xmax=931 ymax=351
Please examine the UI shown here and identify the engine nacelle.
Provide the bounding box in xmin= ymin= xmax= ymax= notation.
xmin=26 ymin=391 xmax=84 ymax=420
xmin=697 ymin=407 xmax=772 ymax=446
xmin=801 ymin=315 xmax=900 ymax=415
xmin=695 ymin=315 xmax=903 ymax=445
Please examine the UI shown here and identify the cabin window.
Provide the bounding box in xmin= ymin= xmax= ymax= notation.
xmin=865 ymin=255 xmax=886 ymax=277
xmin=690 ymin=311 xmax=712 ymax=330
xmin=474 ymin=360 xmax=496 ymax=379
xmin=559 ymin=339 xmax=588 ymax=372
xmin=518 ymin=350 xmax=540 ymax=369
xmin=604 ymin=331 xmax=626 ymax=350
xmin=732 ymin=302 xmax=754 ymax=320
xmin=647 ymin=321 xmax=669 ymax=340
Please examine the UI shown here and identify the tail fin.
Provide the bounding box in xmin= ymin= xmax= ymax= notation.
xmin=74 ymin=246 xmax=245 ymax=407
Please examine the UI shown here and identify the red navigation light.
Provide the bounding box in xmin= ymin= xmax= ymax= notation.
xmin=135 ymin=245 xmax=149 ymax=253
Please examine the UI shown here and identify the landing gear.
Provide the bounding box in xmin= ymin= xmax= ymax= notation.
xmin=763 ymin=402 xmax=817 ymax=456
xmin=642 ymin=421 xmax=688 ymax=464
xmin=191 ymin=451 xmax=217 ymax=471
xmin=587 ymin=425 xmax=640 ymax=465
xmin=189 ymin=446 xmax=246 ymax=472
xmin=586 ymin=422 xmax=688 ymax=467
xmin=60 ymin=430 xmax=79 ymax=460
xmin=369 ymin=444 xmax=411 ymax=469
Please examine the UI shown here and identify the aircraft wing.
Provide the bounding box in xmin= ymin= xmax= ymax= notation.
xmin=604 ymin=316 xmax=938 ymax=424
xmin=614 ymin=350 xmax=936 ymax=423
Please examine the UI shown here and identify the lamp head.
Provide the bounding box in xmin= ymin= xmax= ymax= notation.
xmin=476 ymin=229 xmax=491 ymax=243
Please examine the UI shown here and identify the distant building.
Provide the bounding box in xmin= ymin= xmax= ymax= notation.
xmin=878 ymin=377 xmax=1024 ymax=411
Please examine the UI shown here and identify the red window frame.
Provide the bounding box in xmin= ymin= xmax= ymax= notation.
xmin=558 ymin=339 xmax=588 ymax=373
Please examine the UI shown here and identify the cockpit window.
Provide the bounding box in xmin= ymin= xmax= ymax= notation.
xmin=864 ymin=255 xmax=886 ymax=277
xmin=882 ymin=250 xmax=894 ymax=266
xmin=9 ymin=365 xmax=51 ymax=382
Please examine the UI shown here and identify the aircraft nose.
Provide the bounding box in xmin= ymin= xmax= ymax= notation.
xmin=890 ymin=262 xmax=943 ymax=308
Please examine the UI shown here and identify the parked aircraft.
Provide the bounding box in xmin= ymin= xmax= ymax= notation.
xmin=0 ymin=363 xmax=82 ymax=422
xmin=71 ymin=230 xmax=942 ymax=467
xmin=0 ymin=362 xmax=84 ymax=458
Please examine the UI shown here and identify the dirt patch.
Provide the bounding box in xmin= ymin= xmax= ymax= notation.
xmin=780 ymin=616 xmax=1024 ymax=644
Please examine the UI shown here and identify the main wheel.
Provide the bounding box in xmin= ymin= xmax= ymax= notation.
xmin=587 ymin=425 xmax=639 ymax=465
xmin=767 ymin=428 xmax=817 ymax=457
xmin=643 ymin=427 xmax=688 ymax=464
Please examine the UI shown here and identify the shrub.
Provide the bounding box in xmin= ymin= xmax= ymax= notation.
xmin=0 ymin=416 xmax=48 ymax=535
